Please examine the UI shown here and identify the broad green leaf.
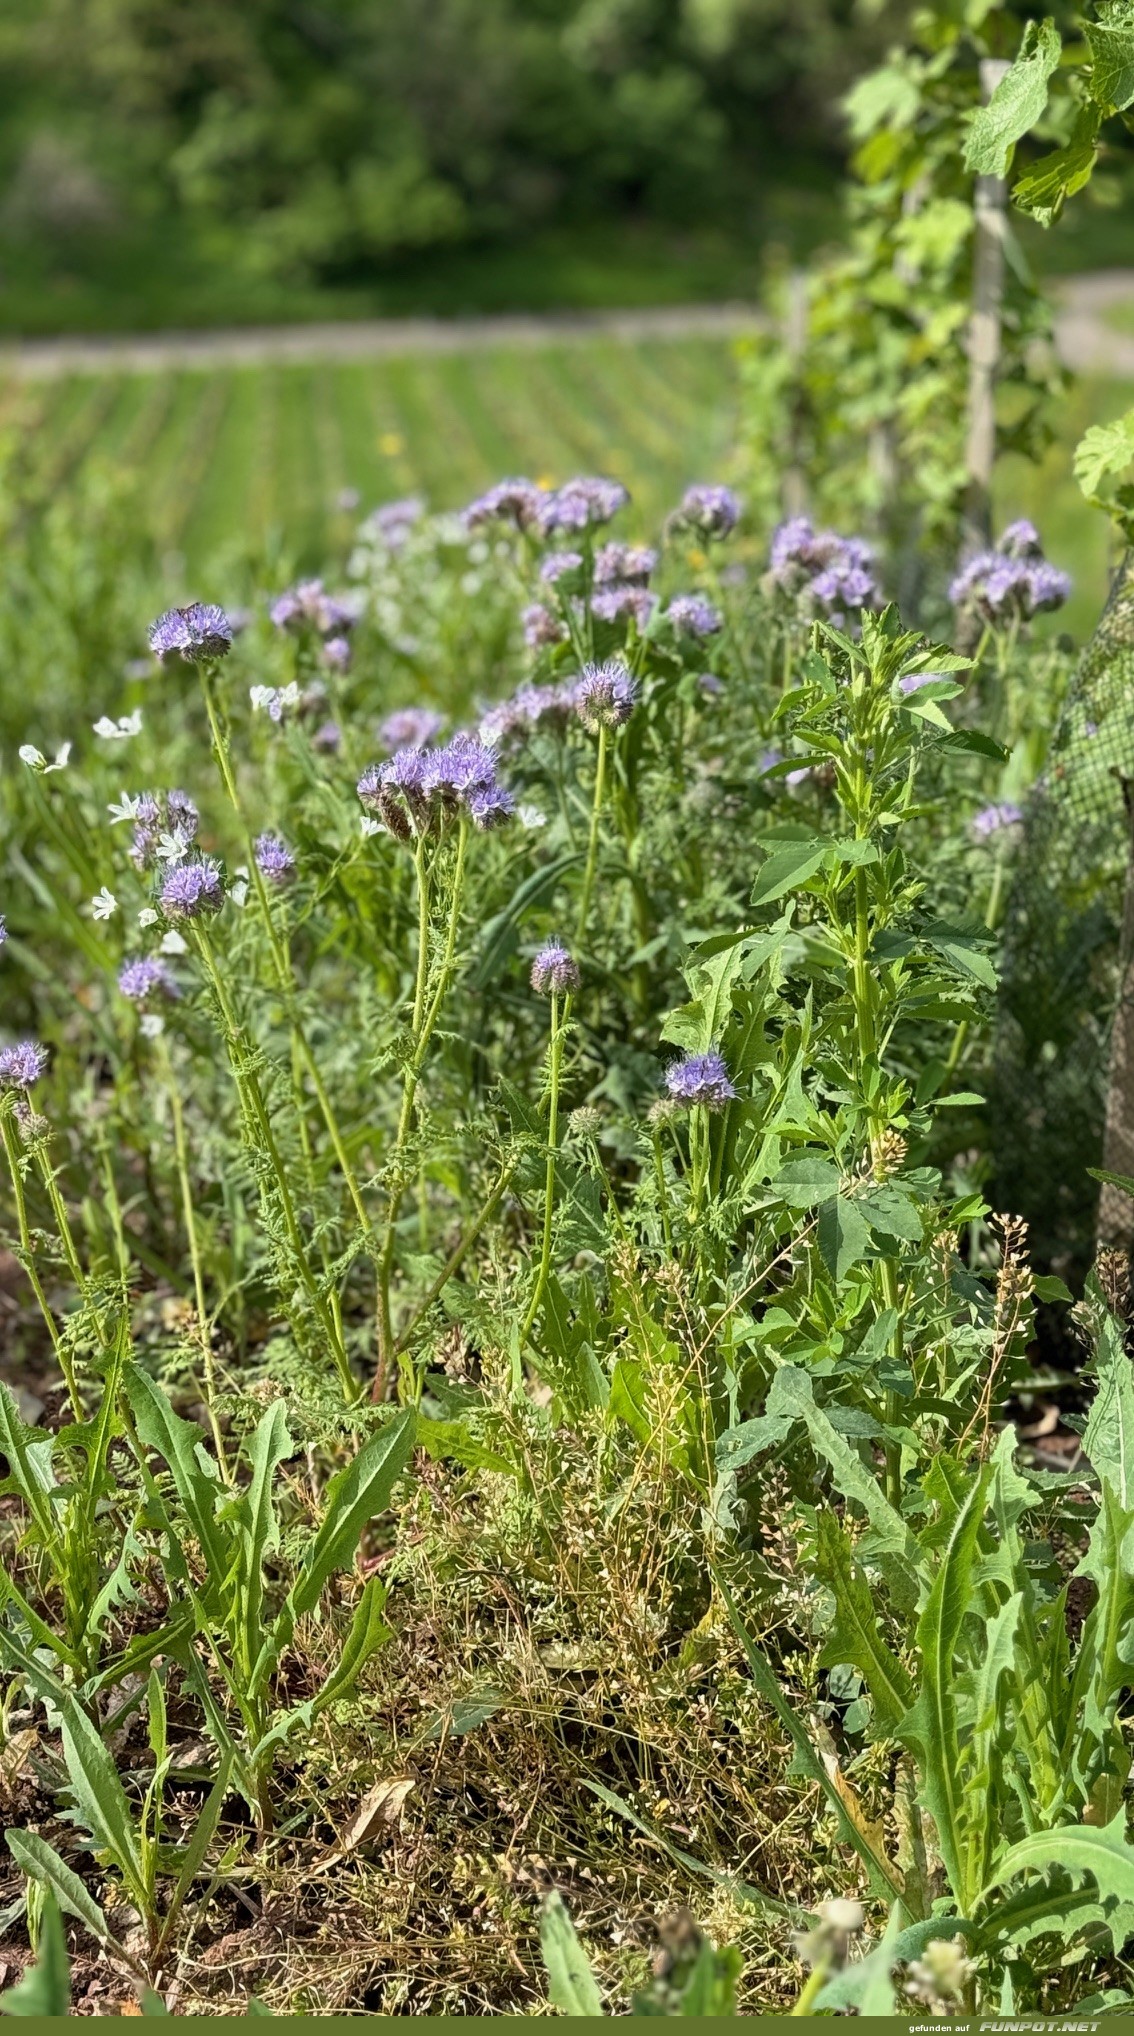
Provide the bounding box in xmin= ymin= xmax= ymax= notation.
xmin=1011 ymin=130 xmax=1099 ymax=224
xmin=540 ymin=1891 xmax=604 ymax=2016
xmin=813 ymin=1511 xmax=914 ymax=1736
xmin=856 ymin=1182 xmax=924 ymax=1244
xmin=124 ymin=1364 xmax=229 ymax=1584
xmin=0 ymin=1893 xmax=70 ymax=2016
xmin=1083 ymin=1308 xmax=1134 ymax=1506
xmin=751 ymin=839 xmax=831 ymax=907
xmin=924 ymin=922 xmax=998 ymax=990
xmin=817 ymin=1194 xmax=873 ymax=1279
xmin=287 ymin=1409 xmax=415 ymax=1624
xmin=714 ymin=1415 xmax=794 ymax=1471
xmin=415 ymin=1416 xmax=516 ymax=1479
xmin=766 ymin=1367 xmax=916 ymax=1571
xmin=897 ymin=1464 xmax=993 ymax=1911
xmin=470 ymin=852 xmax=580 ymax=989
xmin=4 ymin=1829 xmax=110 ymax=1945
xmin=59 ymin=1692 xmax=148 ymax=1909
xmin=964 ymin=19 xmax=1062 ymax=177
xmin=1086 ymin=9 xmax=1134 ymax=110
xmin=981 ymin=1810 xmax=1134 ymax=1909
xmin=770 ymin=1155 xmax=841 ymax=1206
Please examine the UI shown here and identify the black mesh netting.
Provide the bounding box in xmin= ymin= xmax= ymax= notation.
xmin=991 ymin=551 xmax=1134 ymax=1287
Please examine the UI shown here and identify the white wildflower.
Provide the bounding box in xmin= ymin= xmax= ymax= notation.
xmin=159 ymin=929 xmax=188 ymax=956
xmin=229 ymin=878 xmax=250 ymax=908
xmin=20 ymin=743 xmax=71 ymax=774
xmin=155 ymin=827 xmax=194 ymax=864
xmin=137 ymin=907 xmax=159 ymax=929
xmin=518 ymin=803 xmax=548 ymax=830
xmin=109 ymin=792 xmax=143 ymax=825
xmin=360 ymin=815 xmax=382 ymax=838
xmin=139 ymin=1012 xmax=165 ymax=1039
xmin=93 ymin=711 xmax=143 ymax=740
xmin=90 ymin=888 xmax=118 ymax=921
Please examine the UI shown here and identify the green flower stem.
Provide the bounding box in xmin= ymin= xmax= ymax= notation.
xmin=521 ymin=988 xmax=570 ymax=1349
xmin=376 ymin=820 xmax=468 ymax=1399
xmin=0 ymin=1109 xmax=81 ymax=1415
xmin=393 ymin=1158 xmax=517 ymax=1357
xmin=200 ymin=664 xmax=374 ymax=1247
xmin=191 ymin=923 xmax=357 ymax=1400
xmin=945 ymin=846 xmax=1010 ymax=1081
xmin=575 ymin=722 xmax=608 ymax=951
xmin=157 ymin=1034 xmax=231 ymax=1481
xmin=35 ymin=1143 xmax=112 ymax=1349
xmin=650 ymin=1123 xmax=674 ymax=1253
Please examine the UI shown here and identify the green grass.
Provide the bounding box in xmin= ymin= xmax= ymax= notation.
xmin=0 ymin=338 xmax=742 ymax=578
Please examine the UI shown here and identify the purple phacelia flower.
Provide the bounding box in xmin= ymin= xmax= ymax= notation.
xmin=160 ymin=858 xmax=224 ymax=919
xmin=322 ymin=635 xmax=352 ymax=672
xmin=358 ymin=749 xmax=430 ymax=840
xmin=950 ymin=528 xmax=1070 ymax=623
xmin=665 ymin=1050 xmax=737 ymax=1109
xmin=574 ymin=659 xmax=638 ymax=733
xmin=270 ymin=579 xmax=357 ymax=636
xmin=899 ymin=672 xmax=942 ymax=695
xmin=758 ymin=747 xmax=783 ymax=774
xmin=362 ymin=496 xmax=425 ymax=548
xmin=464 ymin=478 xmax=547 ymax=531
xmin=666 ymin=594 xmax=722 ymax=638
xmin=530 ymin=941 xmax=581 ymax=995
xmin=769 ymin=521 xmax=877 ymax=611
xmin=467 ymin=783 xmax=515 ymax=831
xmin=673 ymin=483 xmax=740 ymax=539
xmin=998 ymin=519 xmax=1042 ymax=559
xmin=0 ymin=916 xmax=7 ymax=949
xmin=522 ymin=603 xmax=566 ymax=650
xmin=594 ymin=542 xmax=657 ymax=586
xmin=0 ymin=1040 xmax=48 ymax=1088
xmin=591 ymin=586 xmax=657 ymax=628
xmin=479 ymin=682 xmax=577 ymax=748
xmin=536 ymin=477 xmax=628 ymax=536
xmin=425 ymin=732 xmax=498 ymax=799
xmin=540 ymin=551 xmax=584 ymax=585
xmin=379 ymin=707 xmax=445 ymax=751
xmin=149 ymin=603 xmax=232 ymax=664
xmin=313 ymin=720 xmax=342 ymax=754
xmin=254 ymin=832 xmax=297 ymax=887
xmin=118 ymin=956 xmax=180 ymax=1005
xmin=972 ymin=802 xmax=1024 ymax=839
xmin=130 ymin=790 xmax=199 ymax=871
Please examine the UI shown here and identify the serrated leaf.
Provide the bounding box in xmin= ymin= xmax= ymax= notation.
xmin=751 ymin=839 xmax=831 ymax=906
xmin=1075 ymin=409 xmax=1134 ymax=501
xmin=4 ymin=1829 xmax=110 ymax=1946
xmin=770 ymin=1155 xmax=841 ymax=1206
xmin=814 ymin=1512 xmax=914 ymax=1735
xmin=1087 ymin=11 xmax=1134 ymax=111
xmin=1083 ymin=1308 xmax=1134 ymax=1506
xmin=964 ymin=18 xmax=1062 ymax=177
xmin=817 ymin=1194 xmax=873 ymax=1279
xmin=1012 ymin=130 xmax=1099 ymax=224
xmin=59 ymin=1693 xmax=148 ymax=1909
xmin=539 ymin=1892 xmax=604 ymax=2016
xmin=766 ymin=1367 xmax=916 ymax=1572
xmin=981 ymin=1810 xmax=1134 ymax=1908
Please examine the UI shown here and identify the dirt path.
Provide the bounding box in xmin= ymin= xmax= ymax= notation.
xmin=0 ymin=272 xmax=1130 ymax=380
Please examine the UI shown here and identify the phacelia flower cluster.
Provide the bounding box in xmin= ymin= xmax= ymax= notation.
xmin=665 ymin=594 xmax=722 ymax=638
xmin=130 ymin=790 xmax=199 ymax=871
xmin=379 ymin=707 xmax=446 ymax=751
xmin=530 ymin=941 xmax=581 ymax=996
xmin=464 ymin=478 xmax=547 ymax=532
xmin=118 ymin=957 xmax=180 ymax=1005
xmin=665 ymin=1050 xmax=737 ymax=1109
xmin=254 ymin=833 xmax=297 ymax=887
xmin=670 ymin=484 xmax=741 ymax=540
xmin=574 ymin=659 xmax=638 ymax=733
xmin=950 ymin=524 xmax=1071 ymax=625
xmin=0 ymin=1040 xmax=48 ymax=1088
xmin=270 ymin=578 xmax=360 ymax=636
xmin=149 ymin=603 xmax=233 ymax=664
xmin=769 ymin=519 xmax=879 ymax=624
xmin=479 ymin=681 xmax=578 ymax=748
xmin=971 ymin=802 xmax=1024 ymax=839
xmin=358 ymin=733 xmax=515 ymax=840
xmin=537 ymin=476 xmax=629 ymax=536
xmin=160 ymin=858 xmax=225 ymax=920
xmin=359 ymin=497 xmax=426 ymax=550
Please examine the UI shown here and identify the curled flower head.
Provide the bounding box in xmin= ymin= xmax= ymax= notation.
xmin=463 ymin=478 xmax=547 ymax=531
xmin=950 ymin=526 xmax=1070 ymax=623
xmin=665 ymin=593 xmax=722 ymax=638
xmin=379 ymin=707 xmax=445 ymax=751
xmin=574 ymin=659 xmax=638 ymax=733
xmin=594 ymin=542 xmax=657 ymax=586
xmin=769 ymin=521 xmax=878 ymax=620
xmin=425 ymin=732 xmax=498 ymax=800
xmin=118 ymin=956 xmax=180 ymax=1006
xmin=321 ymin=635 xmax=352 ymax=672
xmin=160 ymin=857 xmax=224 ymax=920
xmin=591 ymin=586 xmax=657 ymax=628
xmin=522 ymin=603 xmax=566 ymax=650
xmin=972 ymin=801 xmax=1024 ymax=839
xmin=673 ymin=483 xmax=740 ymax=539
xmin=357 ymin=748 xmax=429 ymax=840
xmin=131 ymin=790 xmax=199 ymax=871
xmin=537 ymin=476 xmax=629 ymax=536
xmin=254 ymin=832 xmax=297 ymax=887
xmin=540 ymin=550 xmax=584 ymax=585
xmin=466 ymin=782 xmax=515 ymax=831
xmin=0 ymin=1040 xmax=48 ymax=1089
xmin=530 ymin=940 xmax=581 ymax=995
xmin=665 ymin=1050 xmax=737 ymax=1109
xmin=149 ymin=603 xmax=233 ymax=664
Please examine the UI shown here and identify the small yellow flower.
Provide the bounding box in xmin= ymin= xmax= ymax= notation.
xmin=379 ymin=432 xmax=405 ymax=457
xmin=688 ymin=546 xmax=708 ymax=569
xmin=536 ymin=472 xmax=556 ymax=489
